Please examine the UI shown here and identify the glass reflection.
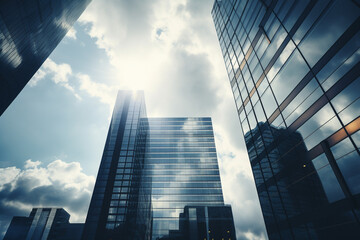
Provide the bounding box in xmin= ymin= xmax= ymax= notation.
xmin=0 ymin=0 xmax=91 ymax=115
xmin=243 ymin=122 xmax=360 ymax=238
xmin=156 ymin=205 xmax=236 ymax=240
xmin=212 ymin=0 xmax=360 ymax=238
xmin=146 ymin=118 xmax=225 ymax=240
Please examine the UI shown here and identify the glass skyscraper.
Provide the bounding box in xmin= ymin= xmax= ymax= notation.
xmin=0 ymin=0 xmax=91 ymax=116
xmin=212 ymin=0 xmax=360 ymax=239
xmin=146 ymin=117 xmax=225 ymax=239
xmin=82 ymin=90 xmax=236 ymax=240
xmin=4 ymin=208 xmax=83 ymax=240
xmin=82 ymin=91 xmax=151 ymax=240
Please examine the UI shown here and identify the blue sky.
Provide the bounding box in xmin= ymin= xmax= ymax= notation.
xmin=0 ymin=1 xmax=267 ymax=239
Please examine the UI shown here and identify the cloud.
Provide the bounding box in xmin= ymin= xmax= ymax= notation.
xmin=28 ymin=58 xmax=81 ymax=100
xmin=15 ymin=1 xmax=268 ymax=239
xmin=215 ymin=129 xmax=268 ymax=240
xmin=28 ymin=59 xmax=119 ymax=105
xmin=0 ymin=159 xmax=95 ymax=238
xmin=75 ymin=0 xmax=268 ymax=239
xmin=65 ymin=27 xmax=77 ymax=40
xmin=24 ymin=159 xmax=41 ymax=169
xmin=77 ymin=73 xmax=117 ymax=107
xmin=77 ymin=0 xmax=228 ymax=116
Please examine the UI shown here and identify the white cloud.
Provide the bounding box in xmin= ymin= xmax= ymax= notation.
xmin=65 ymin=27 xmax=77 ymax=40
xmin=28 ymin=69 xmax=46 ymax=87
xmin=77 ymin=73 xmax=117 ymax=107
xmin=28 ymin=58 xmax=81 ymax=100
xmin=75 ymin=1 xmax=268 ymax=239
xmin=0 ymin=167 xmax=20 ymax=191
xmin=0 ymin=159 xmax=95 ymax=236
xmin=215 ymin=128 xmax=268 ymax=240
xmin=11 ymin=0 xmax=268 ymax=239
xmin=24 ymin=159 xmax=41 ymax=169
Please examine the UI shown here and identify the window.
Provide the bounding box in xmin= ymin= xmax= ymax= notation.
xmin=331 ymin=77 xmax=360 ymax=125
xmin=312 ymin=154 xmax=345 ymax=203
xmin=298 ymin=1 xmax=359 ymax=67
xmin=271 ymin=49 xmax=309 ymax=104
xmin=297 ymin=104 xmax=341 ymax=150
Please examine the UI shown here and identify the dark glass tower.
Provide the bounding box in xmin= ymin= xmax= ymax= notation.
xmin=82 ymin=91 xmax=236 ymax=240
xmin=82 ymin=91 xmax=151 ymax=240
xmin=0 ymin=0 xmax=91 ymax=116
xmin=212 ymin=0 xmax=360 ymax=239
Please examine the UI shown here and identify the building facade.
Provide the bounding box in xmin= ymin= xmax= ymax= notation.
xmin=82 ymin=91 xmax=151 ymax=240
xmin=158 ymin=205 xmax=236 ymax=240
xmin=82 ymin=91 xmax=236 ymax=240
xmin=146 ymin=117 xmax=226 ymax=239
xmin=4 ymin=208 xmax=83 ymax=240
xmin=0 ymin=0 xmax=91 ymax=115
xmin=212 ymin=0 xmax=360 ymax=239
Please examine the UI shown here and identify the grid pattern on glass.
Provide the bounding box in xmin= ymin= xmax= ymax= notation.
xmin=105 ymin=95 xmax=142 ymax=228
xmin=0 ymin=0 xmax=91 ymax=115
xmin=82 ymin=92 xmax=126 ymax=239
xmin=212 ymin=0 xmax=360 ymax=239
xmin=83 ymin=91 xmax=151 ymax=240
xmin=144 ymin=117 xmax=224 ymax=240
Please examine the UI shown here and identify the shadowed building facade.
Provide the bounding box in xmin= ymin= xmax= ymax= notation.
xmin=4 ymin=208 xmax=83 ymax=240
xmin=0 ymin=0 xmax=91 ymax=116
xmin=158 ymin=205 xmax=236 ymax=240
xmin=82 ymin=91 xmax=236 ymax=240
xmin=212 ymin=0 xmax=360 ymax=239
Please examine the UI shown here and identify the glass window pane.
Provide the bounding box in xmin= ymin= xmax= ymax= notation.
xmin=312 ymin=154 xmax=345 ymax=203
xmin=351 ymin=130 xmax=360 ymax=150
xmin=261 ymin=87 xmax=277 ymax=118
xmin=337 ymin=151 xmax=360 ymax=194
xmin=299 ymin=1 xmax=359 ymax=67
xmin=271 ymin=50 xmax=309 ymax=104
xmin=331 ymin=77 xmax=360 ymax=125
xmin=298 ymin=104 xmax=342 ymax=149
xmin=331 ymin=138 xmax=356 ymax=160
xmin=284 ymin=79 xmax=322 ymax=126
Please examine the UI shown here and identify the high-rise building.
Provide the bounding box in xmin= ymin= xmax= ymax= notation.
xmin=82 ymin=90 xmax=236 ymax=240
xmin=212 ymin=0 xmax=360 ymax=239
xmin=4 ymin=208 xmax=84 ymax=240
xmin=82 ymin=91 xmax=151 ymax=240
xmin=145 ymin=117 xmax=226 ymax=240
xmin=0 ymin=0 xmax=91 ymax=116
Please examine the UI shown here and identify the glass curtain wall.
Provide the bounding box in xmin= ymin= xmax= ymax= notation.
xmin=82 ymin=91 xmax=151 ymax=240
xmin=0 ymin=0 xmax=91 ymax=115
xmin=212 ymin=0 xmax=360 ymax=239
xmin=145 ymin=117 xmax=225 ymax=240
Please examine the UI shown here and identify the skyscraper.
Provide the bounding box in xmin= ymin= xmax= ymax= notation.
xmin=4 ymin=208 xmax=84 ymax=240
xmin=82 ymin=91 xmax=151 ymax=240
xmin=0 ymin=0 xmax=91 ymax=116
xmin=82 ymin=90 xmax=236 ymax=240
xmin=145 ymin=117 xmax=226 ymax=240
xmin=212 ymin=0 xmax=360 ymax=239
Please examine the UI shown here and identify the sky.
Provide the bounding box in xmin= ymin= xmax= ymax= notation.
xmin=0 ymin=0 xmax=268 ymax=239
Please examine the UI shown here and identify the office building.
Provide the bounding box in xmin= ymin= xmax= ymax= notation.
xmin=146 ymin=117 xmax=228 ymax=240
xmin=0 ymin=0 xmax=91 ymax=116
xmin=82 ymin=90 xmax=236 ymax=240
xmin=159 ymin=205 xmax=236 ymax=240
xmin=212 ymin=0 xmax=360 ymax=239
xmin=82 ymin=91 xmax=151 ymax=240
xmin=4 ymin=208 xmax=84 ymax=240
